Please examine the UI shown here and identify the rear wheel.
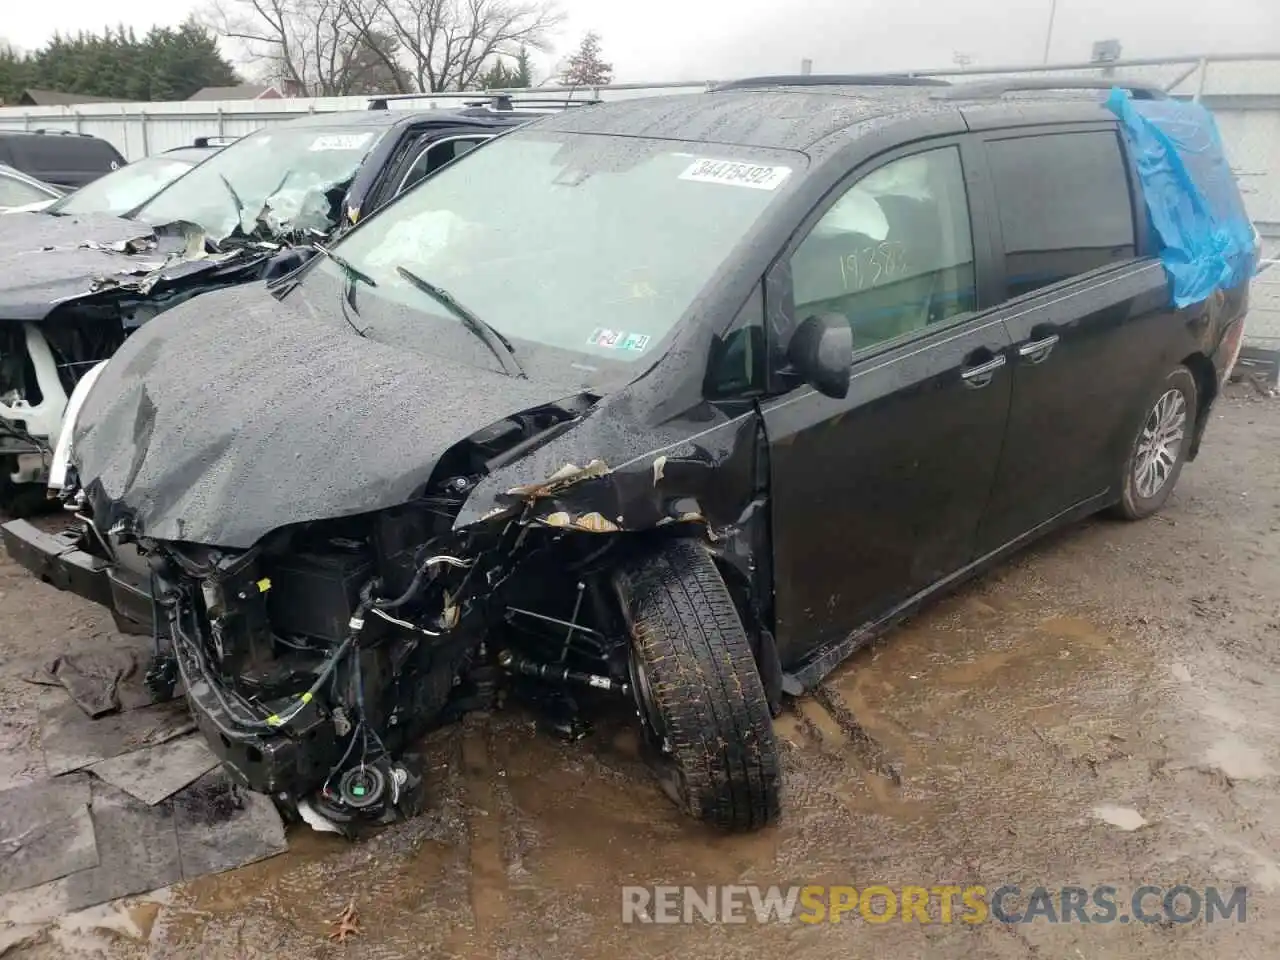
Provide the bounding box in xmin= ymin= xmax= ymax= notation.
xmin=617 ymin=538 xmax=781 ymax=831
xmin=1113 ymin=366 xmax=1198 ymax=521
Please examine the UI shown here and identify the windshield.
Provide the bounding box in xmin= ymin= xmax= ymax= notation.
xmin=132 ymin=125 xmax=385 ymax=241
xmin=310 ymin=131 xmax=801 ymax=367
xmin=50 ymin=155 xmax=196 ymax=216
xmin=0 ymin=169 xmax=59 ymax=207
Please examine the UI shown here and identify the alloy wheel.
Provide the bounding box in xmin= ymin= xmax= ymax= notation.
xmin=1134 ymin=388 xmax=1188 ymax=499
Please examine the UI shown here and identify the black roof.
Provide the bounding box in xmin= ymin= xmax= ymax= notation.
xmin=0 ymin=128 xmax=111 ymax=141
xmin=535 ymin=81 xmax=1134 ymax=152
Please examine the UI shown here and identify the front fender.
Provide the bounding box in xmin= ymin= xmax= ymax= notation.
xmin=453 ymin=400 xmax=759 ymax=536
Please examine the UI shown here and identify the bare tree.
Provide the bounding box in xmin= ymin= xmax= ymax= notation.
xmin=206 ymin=0 xmax=559 ymax=95
xmin=205 ymin=0 xmax=403 ymax=95
xmin=363 ymin=0 xmax=561 ymax=92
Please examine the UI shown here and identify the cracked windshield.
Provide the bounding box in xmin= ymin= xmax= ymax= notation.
xmin=132 ymin=126 xmax=384 ymax=241
xmin=313 ymin=131 xmax=801 ymax=362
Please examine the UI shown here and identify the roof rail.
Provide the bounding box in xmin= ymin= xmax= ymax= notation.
xmin=367 ymin=92 xmax=601 ymax=111
xmin=461 ymin=94 xmax=601 ymax=112
xmin=712 ymin=74 xmax=951 ymax=92
xmin=934 ymin=78 xmax=1166 ymax=100
xmin=368 ymin=93 xmax=419 ymax=110
xmin=31 ymin=128 xmax=92 ymax=137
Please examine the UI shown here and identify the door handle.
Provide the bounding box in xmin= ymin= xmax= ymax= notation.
xmin=960 ymin=353 xmax=1007 ymax=388
xmin=1017 ymin=334 xmax=1060 ymax=364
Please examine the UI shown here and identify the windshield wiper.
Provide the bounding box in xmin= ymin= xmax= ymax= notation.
xmin=218 ymin=174 xmax=245 ymax=225
xmin=314 ymin=243 xmax=377 ymax=289
xmin=312 ymin=243 xmax=374 ymax=338
xmin=395 ymin=266 xmax=526 ymax=379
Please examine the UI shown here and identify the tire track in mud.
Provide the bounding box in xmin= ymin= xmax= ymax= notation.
xmin=811 ymin=682 xmax=904 ymax=785
xmin=458 ymin=717 xmax=509 ymax=959
xmin=774 ymin=681 xmax=915 ymax=825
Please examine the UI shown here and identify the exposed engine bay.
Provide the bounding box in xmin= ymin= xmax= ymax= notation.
xmin=34 ymin=274 xmax=783 ymax=833
xmin=101 ymin=398 xmax=648 ymax=830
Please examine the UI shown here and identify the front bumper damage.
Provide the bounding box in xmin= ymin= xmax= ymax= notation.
xmin=7 ymin=352 xmax=773 ymax=829
xmin=1 ymin=518 xmax=154 ymax=634
xmin=3 ymin=510 xmax=490 ymax=825
xmin=7 ymin=461 xmax=696 ymax=830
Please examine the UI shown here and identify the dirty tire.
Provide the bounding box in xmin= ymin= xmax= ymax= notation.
xmin=619 ymin=538 xmax=781 ymax=831
xmin=1112 ymin=365 xmax=1198 ymax=521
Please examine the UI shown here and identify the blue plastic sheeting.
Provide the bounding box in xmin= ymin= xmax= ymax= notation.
xmin=1106 ymin=89 xmax=1257 ymax=308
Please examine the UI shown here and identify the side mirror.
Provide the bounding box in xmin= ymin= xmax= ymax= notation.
xmin=787 ymin=314 xmax=853 ymax=399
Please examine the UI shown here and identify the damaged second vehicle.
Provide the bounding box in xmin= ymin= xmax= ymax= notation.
xmin=3 ymin=77 xmax=1257 ymax=832
xmin=0 ymin=104 xmax=537 ymax=510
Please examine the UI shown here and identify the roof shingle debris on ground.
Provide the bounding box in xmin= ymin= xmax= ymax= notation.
xmin=0 ymin=641 xmax=287 ymax=919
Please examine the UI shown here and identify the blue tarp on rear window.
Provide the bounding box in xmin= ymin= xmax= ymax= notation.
xmin=1106 ymin=88 xmax=1257 ymax=308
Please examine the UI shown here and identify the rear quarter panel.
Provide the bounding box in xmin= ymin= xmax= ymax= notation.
xmin=1097 ymin=267 xmax=1213 ymax=465
xmin=1106 ymin=115 xmax=1250 ymax=461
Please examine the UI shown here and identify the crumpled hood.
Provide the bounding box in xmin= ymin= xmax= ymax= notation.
xmin=0 ymin=213 xmax=231 ymax=322
xmin=74 ymin=282 xmax=582 ymax=549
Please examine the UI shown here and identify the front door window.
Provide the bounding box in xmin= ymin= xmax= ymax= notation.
xmin=789 ymin=146 xmax=977 ymax=352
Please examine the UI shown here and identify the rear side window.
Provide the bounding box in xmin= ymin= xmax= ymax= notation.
xmin=399 ymin=136 xmax=491 ymax=195
xmin=987 ymin=131 xmax=1136 ymax=299
xmin=6 ymin=136 xmax=122 ymax=184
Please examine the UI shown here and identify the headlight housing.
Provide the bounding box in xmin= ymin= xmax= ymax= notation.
xmin=48 ymin=359 xmax=109 ymax=492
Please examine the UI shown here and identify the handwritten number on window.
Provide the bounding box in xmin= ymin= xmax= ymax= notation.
xmin=838 ymin=242 xmax=909 ymax=293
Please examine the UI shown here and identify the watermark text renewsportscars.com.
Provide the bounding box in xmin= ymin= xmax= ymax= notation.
xmin=621 ymin=885 xmax=1249 ymax=925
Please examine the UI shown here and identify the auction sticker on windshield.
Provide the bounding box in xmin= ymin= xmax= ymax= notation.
xmin=588 ymin=329 xmax=651 ymax=352
xmin=679 ymin=159 xmax=792 ymax=190
xmin=310 ymin=133 xmax=374 ymax=152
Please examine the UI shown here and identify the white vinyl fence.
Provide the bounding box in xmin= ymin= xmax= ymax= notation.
xmin=0 ymin=83 xmax=712 ymax=159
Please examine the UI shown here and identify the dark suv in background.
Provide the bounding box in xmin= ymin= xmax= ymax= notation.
xmin=0 ymin=129 xmax=126 ymax=189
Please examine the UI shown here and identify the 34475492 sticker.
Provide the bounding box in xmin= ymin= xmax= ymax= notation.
xmin=309 ymin=133 xmax=374 ymax=152
xmin=679 ymin=158 xmax=792 ymax=191
xmin=588 ymin=329 xmax=651 ymax=352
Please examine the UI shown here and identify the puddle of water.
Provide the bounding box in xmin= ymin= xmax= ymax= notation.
xmin=1205 ymin=738 xmax=1275 ymax=781
xmin=1092 ymin=804 xmax=1149 ymax=831
xmin=179 ymin=826 xmax=348 ymax=915
xmin=831 ymin=614 xmax=1128 ymax=723
xmin=487 ymin=725 xmax=784 ymax=902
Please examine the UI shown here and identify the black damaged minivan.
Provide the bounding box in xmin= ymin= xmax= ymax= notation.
xmin=4 ymin=77 xmax=1256 ymax=832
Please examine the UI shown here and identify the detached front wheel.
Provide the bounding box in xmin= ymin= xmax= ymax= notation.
xmin=617 ymin=538 xmax=781 ymax=831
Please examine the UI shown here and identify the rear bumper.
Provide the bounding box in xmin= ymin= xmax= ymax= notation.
xmin=0 ymin=519 xmax=154 ymax=633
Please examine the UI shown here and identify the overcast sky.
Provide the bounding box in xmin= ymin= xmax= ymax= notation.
xmin=4 ymin=0 xmax=1278 ymax=82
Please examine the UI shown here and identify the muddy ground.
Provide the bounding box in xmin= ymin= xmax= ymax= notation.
xmin=1 ymin=384 xmax=1278 ymax=959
